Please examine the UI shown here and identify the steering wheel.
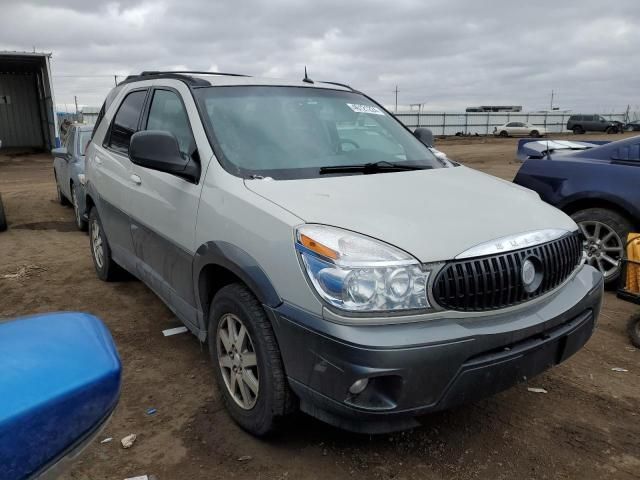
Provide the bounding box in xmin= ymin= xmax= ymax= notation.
xmin=339 ymin=139 xmax=360 ymax=151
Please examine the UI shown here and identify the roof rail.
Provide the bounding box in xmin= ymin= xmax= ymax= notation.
xmin=318 ymin=81 xmax=356 ymax=92
xmin=120 ymin=72 xmax=211 ymax=87
xmin=140 ymin=70 xmax=250 ymax=78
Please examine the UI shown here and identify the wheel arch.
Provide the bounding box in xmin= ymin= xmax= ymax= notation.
xmin=194 ymin=241 xmax=282 ymax=330
xmin=560 ymin=196 xmax=638 ymax=229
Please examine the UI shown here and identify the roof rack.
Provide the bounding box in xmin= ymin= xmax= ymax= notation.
xmin=318 ymin=81 xmax=356 ymax=92
xmin=140 ymin=70 xmax=250 ymax=78
xmin=120 ymin=72 xmax=211 ymax=87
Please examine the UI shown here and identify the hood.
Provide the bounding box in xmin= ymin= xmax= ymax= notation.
xmin=245 ymin=166 xmax=577 ymax=263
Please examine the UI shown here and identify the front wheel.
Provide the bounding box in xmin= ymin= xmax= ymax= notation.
xmin=628 ymin=313 xmax=640 ymax=349
xmin=571 ymin=208 xmax=632 ymax=286
xmin=71 ymin=184 xmax=87 ymax=231
xmin=208 ymin=283 xmax=295 ymax=436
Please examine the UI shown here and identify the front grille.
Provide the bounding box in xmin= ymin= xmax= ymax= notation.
xmin=433 ymin=233 xmax=582 ymax=311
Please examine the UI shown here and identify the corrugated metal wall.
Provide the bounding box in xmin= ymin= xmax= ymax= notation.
xmin=0 ymin=73 xmax=44 ymax=148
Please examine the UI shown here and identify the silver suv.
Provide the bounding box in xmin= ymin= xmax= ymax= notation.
xmin=85 ymin=71 xmax=604 ymax=435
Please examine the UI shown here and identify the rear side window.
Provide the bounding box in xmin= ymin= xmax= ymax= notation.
xmin=107 ymin=90 xmax=147 ymax=154
xmin=145 ymin=89 xmax=195 ymax=156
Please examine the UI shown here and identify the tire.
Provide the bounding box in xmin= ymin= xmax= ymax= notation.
xmin=56 ymin=177 xmax=71 ymax=206
xmin=88 ymin=208 xmax=123 ymax=281
xmin=571 ymin=208 xmax=633 ymax=287
xmin=572 ymin=126 xmax=584 ymax=135
xmin=499 ymin=130 xmax=508 ymax=137
xmin=530 ymin=130 xmax=540 ymax=138
xmin=0 ymin=194 xmax=7 ymax=232
xmin=627 ymin=313 xmax=640 ymax=349
xmin=606 ymin=126 xmax=615 ymax=134
xmin=208 ymin=283 xmax=296 ymax=436
xmin=71 ymin=184 xmax=88 ymax=231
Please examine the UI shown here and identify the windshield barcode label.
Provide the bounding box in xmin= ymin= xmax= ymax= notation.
xmin=347 ymin=103 xmax=384 ymax=115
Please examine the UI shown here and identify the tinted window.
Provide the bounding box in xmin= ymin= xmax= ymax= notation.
xmin=506 ymin=122 xmax=517 ymax=127
xmin=145 ymin=89 xmax=194 ymax=156
xmin=108 ymin=90 xmax=147 ymax=153
xmin=91 ymin=103 xmax=105 ymax=141
xmin=615 ymin=144 xmax=640 ymax=161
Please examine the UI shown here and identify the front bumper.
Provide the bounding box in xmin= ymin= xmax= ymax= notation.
xmin=267 ymin=265 xmax=603 ymax=433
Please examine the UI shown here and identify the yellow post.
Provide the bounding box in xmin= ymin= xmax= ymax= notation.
xmin=626 ymin=233 xmax=640 ymax=293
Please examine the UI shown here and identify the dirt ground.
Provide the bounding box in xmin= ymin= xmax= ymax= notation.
xmin=1 ymin=133 xmax=639 ymax=480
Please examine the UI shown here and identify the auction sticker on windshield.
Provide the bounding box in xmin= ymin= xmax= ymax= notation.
xmin=347 ymin=103 xmax=384 ymax=115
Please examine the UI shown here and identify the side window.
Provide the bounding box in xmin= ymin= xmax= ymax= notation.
xmin=107 ymin=90 xmax=147 ymax=154
xmin=506 ymin=122 xmax=516 ymax=127
xmin=616 ymin=144 xmax=640 ymax=161
xmin=145 ymin=89 xmax=195 ymax=157
xmin=90 ymin=102 xmax=105 ymax=141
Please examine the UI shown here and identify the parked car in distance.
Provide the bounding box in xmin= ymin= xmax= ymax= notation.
xmin=493 ymin=122 xmax=546 ymax=137
xmin=0 ymin=312 xmax=121 ymax=479
xmin=52 ymin=123 xmax=94 ymax=230
xmin=566 ymin=114 xmax=620 ymax=134
xmin=84 ymin=71 xmax=603 ymax=435
xmin=514 ymin=135 xmax=640 ymax=286
xmin=624 ymin=120 xmax=640 ymax=132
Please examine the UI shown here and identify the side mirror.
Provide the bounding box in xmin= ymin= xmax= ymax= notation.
xmin=414 ymin=127 xmax=434 ymax=148
xmin=52 ymin=146 xmax=68 ymax=158
xmin=0 ymin=312 xmax=121 ymax=479
xmin=129 ymin=130 xmax=199 ymax=182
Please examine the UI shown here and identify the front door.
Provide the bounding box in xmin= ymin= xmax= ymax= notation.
xmin=127 ymin=84 xmax=206 ymax=324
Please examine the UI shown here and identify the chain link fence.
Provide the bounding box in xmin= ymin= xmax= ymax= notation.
xmin=395 ymin=111 xmax=638 ymax=136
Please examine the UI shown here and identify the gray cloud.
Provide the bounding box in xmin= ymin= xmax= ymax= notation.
xmin=1 ymin=0 xmax=638 ymax=112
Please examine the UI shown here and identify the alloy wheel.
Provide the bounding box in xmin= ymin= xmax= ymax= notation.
xmin=217 ymin=313 xmax=259 ymax=410
xmin=578 ymin=220 xmax=623 ymax=279
xmin=91 ymin=220 xmax=104 ymax=269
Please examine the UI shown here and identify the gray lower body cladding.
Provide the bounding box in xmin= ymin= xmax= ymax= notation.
xmin=267 ymin=265 xmax=603 ymax=434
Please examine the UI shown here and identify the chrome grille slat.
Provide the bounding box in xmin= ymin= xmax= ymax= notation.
xmin=434 ymin=233 xmax=582 ymax=312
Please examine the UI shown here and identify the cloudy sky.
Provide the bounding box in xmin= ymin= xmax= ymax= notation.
xmin=1 ymin=0 xmax=638 ymax=112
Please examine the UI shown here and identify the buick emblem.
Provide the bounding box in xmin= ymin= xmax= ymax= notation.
xmin=521 ymin=257 xmax=543 ymax=293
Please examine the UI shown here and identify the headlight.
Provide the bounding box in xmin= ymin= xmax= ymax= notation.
xmin=295 ymin=225 xmax=431 ymax=312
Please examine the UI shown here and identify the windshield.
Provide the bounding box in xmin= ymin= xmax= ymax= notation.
xmin=195 ymin=86 xmax=443 ymax=179
xmin=79 ymin=130 xmax=93 ymax=156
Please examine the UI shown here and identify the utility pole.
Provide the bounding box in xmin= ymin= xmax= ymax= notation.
xmin=394 ymin=85 xmax=398 ymax=113
xmin=550 ymin=89 xmax=554 ymax=110
xmin=74 ymin=96 xmax=79 ymax=116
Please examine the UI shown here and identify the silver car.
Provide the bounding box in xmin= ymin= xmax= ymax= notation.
xmin=84 ymin=72 xmax=603 ymax=435
xmin=52 ymin=123 xmax=93 ymax=231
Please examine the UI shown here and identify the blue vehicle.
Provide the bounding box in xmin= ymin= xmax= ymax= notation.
xmin=514 ymin=135 xmax=640 ymax=285
xmin=52 ymin=124 xmax=94 ymax=231
xmin=0 ymin=312 xmax=121 ymax=479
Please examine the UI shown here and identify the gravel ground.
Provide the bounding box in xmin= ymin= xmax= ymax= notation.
xmin=0 ymin=133 xmax=638 ymax=480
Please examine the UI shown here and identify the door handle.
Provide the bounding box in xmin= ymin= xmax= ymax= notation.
xmin=94 ymin=156 xmax=103 ymax=166
xmin=130 ymin=174 xmax=142 ymax=185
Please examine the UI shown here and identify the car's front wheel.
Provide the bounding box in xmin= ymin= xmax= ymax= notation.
xmin=71 ymin=184 xmax=87 ymax=232
xmin=208 ymin=283 xmax=295 ymax=436
xmin=89 ymin=208 xmax=123 ymax=281
xmin=571 ymin=208 xmax=632 ymax=286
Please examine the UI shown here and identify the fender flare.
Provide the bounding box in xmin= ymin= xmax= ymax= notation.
xmin=193 ymin=241 xmax=282 ymax=320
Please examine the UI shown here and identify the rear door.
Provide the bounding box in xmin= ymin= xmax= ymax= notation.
xmin=127 ymin=84 xmax=206 ymax=323
xmin=89 ymin=88 xmax=149 ymax=269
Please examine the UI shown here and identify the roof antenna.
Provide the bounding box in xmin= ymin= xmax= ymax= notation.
xmin=303 ymin=66 xmax=314 ymax=84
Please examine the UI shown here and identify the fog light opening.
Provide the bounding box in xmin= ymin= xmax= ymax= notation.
xmin=349 ymin=378 xmax=369 ymax=395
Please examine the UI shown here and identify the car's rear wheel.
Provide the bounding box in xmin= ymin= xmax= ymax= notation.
xmin=627 ymin=313 xmax=640 ymax=349
xmin=499 ymin=130 xmax=508 ymax=137
xmin=530 ymin=130 xmax=540 ymax=137
xmin=571 ymin=208 xmax=632 ymax=286
xmin=0 ymin=194 xmax=7 ymax=232
xmin=572 ymin=126 xmax=584 ymax=134
xmin=89 ymin=208 xmax=123 ymax=281
xmin=209 ymin=283 xmax=295 ymax=436
xmin=71 ymin=184 xmax=87 ymax=232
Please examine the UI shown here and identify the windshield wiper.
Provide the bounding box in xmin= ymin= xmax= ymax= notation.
xmin=319 ymin=161 xmax=431 ymax=174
